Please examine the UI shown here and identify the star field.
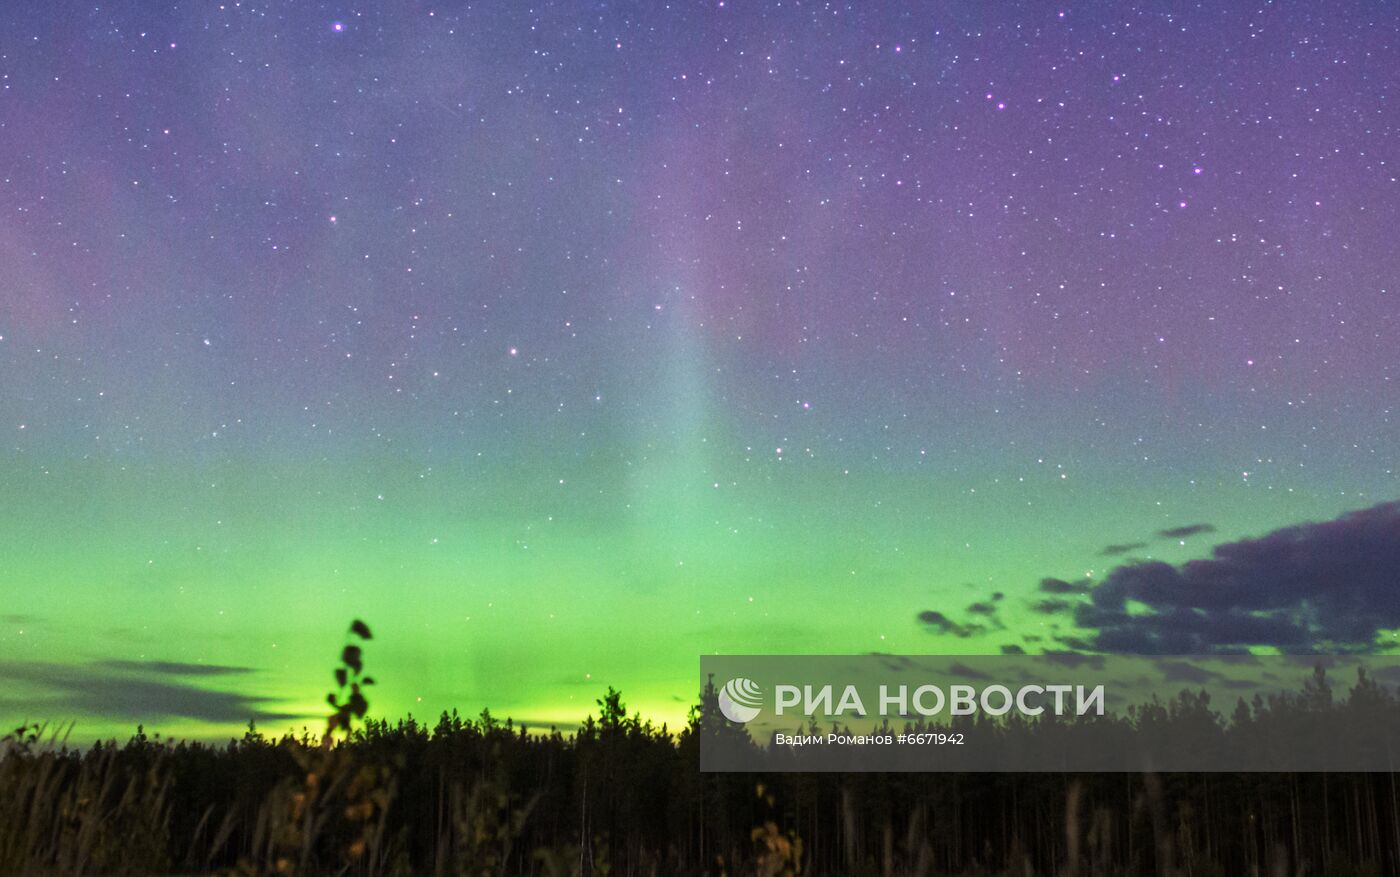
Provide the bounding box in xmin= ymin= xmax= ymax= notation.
xmin=0 ymin=1 xmax=1397 ymax=737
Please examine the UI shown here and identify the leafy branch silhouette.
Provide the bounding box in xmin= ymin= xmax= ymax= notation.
xmin=325 ymin=618 xmax=375 ymax=745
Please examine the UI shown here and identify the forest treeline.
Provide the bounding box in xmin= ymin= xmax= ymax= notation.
xmin=3 ymin=626 xmax=1400 ymax=875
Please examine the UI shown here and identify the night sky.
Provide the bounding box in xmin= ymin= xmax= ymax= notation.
xmin=2 ymin=2 xmax=1398 ymax=739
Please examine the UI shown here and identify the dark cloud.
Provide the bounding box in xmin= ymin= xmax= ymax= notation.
xmin=1054 ymin=636 xmax=1097 ymax=652
xmin=920 ymin=596 xmax=1008 ymax=637
xmin=1039 ymin=577 xmax=1089 ymax=595
xmin=1154 ymin=660 xmax=1221 ymax=683
xmin=0 ymin=660 xmax=299 ymax=725
xmin=916 ymin=610 xmax=985 ymax=639
xmin=1100 ymin=542 xmax=1148 ymax=557
xmin=1042 ymin=653 xmax=1106 ymax=670
xmin=870 ymin=653 xmax=917 ymax=673
xmin=97 ymin=660 xmax=255 ymax=677
xmin=946 ymin=661 xmax=993 ymax=681
xmin=1031 ymin=599 xmax=1074 ymax=615
xmin=1157 ymin=523 xmax=1216 ymax=539
xmin=1074 ymin=502 xmax=1400 ymax=653
xmin=1000 ymin=644 xmax=1027 ymax=655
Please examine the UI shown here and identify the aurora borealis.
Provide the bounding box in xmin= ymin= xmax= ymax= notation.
xmin=2 ymin=2 xmax=1398 ymax=740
